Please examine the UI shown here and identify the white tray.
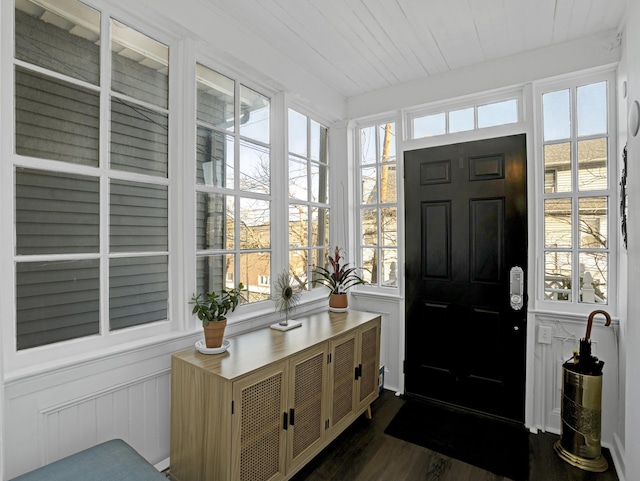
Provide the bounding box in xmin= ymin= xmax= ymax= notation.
xmin=195 ymin=339 xmax=230 ymax=355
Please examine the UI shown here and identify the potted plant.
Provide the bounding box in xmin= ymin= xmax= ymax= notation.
xmin=191 ymin=283 xmax=244 ymax=348
xmin=314 ymin=246 xmax=366 ymax=309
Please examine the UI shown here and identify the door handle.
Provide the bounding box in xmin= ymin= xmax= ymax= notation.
xmin=509 ymin=266 xmax=524 ymax=311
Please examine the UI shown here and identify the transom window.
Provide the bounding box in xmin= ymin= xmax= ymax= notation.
xmin=409 ymin=98 xmax=518 ymax=139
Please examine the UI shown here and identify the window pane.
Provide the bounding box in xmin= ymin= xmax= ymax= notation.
xmin=361 ymin=247 xmax=376 ymax=284
xmin=312 ymin=207 xmax=329 ymax=247
xmin=579 ymin=252 xmax=607 ymax=304
xmin=17 ymin=259 xmax=100 ymax=350
xmin=361 ymin=167 xmax=377 ymax=204
xmin=109 ymin=255 xmax=168 ymax=330
xmin=288 ymin=109 xmax=307 ymax=157
xmin=196 ymin=193 xmax=234 ymax=250
xmin=15 ymin=0 xmax=101 ymax=85
xmin=111 ymin=20 xmax=168 ymax=109
xmin=381 ymin=248 xmax=398 ymax=287
xmin=380 ymin=164 xmax=397 ymax=203
xmin=544 ymin=251 xmax=572 ymax=301
xmin=310 ymin=248 xmax=326 ymax=288
xmin=288 ymin=157 xmax=307 ymax=200
xmin=449 ymin=108 xmax=474 ymax=133
xmin=361 ymin=208 xmax=378 ymax=246
xmin=545 ymin=199 xmax=572 ymax=248
xmin=381 ymin=207 xmax=397 ymax=246
xmin=240 ymin=252 xmax=270 ymax=302
xmin=197 ymin=64 xmax=234 ymax=130
xmin=360 ymin=126 xmax=376 ymax=164
xmin=379 ymin=123 xmax=395 ymax=162
xmin=289 ymin=204 xmax=308 ymax=248
xmin=15 ymin=67 xmax=100 ymax=166
xmin=478 ymin=99 xmax=518 ymax=128
xmin=110 ymin=180 xmax=168 ymax=252
xmin=413 ymin=113 xmax=445 ymax=138
xmin=544 ymin=143 xmax=572 ymax=193
xmin=196 ymin=254 xmax=235 ymax=296
xmin=16 ymin=169 xmax=99 ymax=255
xmin=240 ymin=85 xmax=269 ymax=143
xmin=111 ymin=98 xmax=168 ymax=177
xmin=578 ymin=138 xmax=607 ymax=191
xmin=239 ymin=140 xmax=270 ymax=194
xmin=240 ymin=198 xmax=270 ymax=249
xmin=577 ymin=82 xmax=607 ymax=137
xmin=579 ymin=197 xmax=607 ymax=248
xmin=311 ymin=121 xmax=327 ymax=162
xmin=289 ymin=250 xmax=309 ymax=288
xmin=310 ymin=162 xmax=329 ymax=203
xmin=543 ymin=89 xmax=570 ymax=141
xmin=196 ymin=128 xmax=234 ymax=187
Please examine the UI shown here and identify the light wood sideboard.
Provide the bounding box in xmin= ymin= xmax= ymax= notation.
xmin=170 ymin=309 xmax=381 ymax=481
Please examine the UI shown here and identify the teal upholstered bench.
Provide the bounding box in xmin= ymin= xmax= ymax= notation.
xmin=9 ymin=439 xmax=166 ymax=481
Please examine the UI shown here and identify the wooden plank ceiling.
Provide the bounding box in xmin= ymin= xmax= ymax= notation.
xmin=203 ymin=0 xmax=626 ymax=98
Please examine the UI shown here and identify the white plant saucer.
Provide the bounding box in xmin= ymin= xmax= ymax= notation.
xmin=195 ymin=339 xmax=230 ymax=355
xmin=270 ymin=320 xmax=303 ymax=331
xmin=328 ymin=307 xmax=348 ymax=312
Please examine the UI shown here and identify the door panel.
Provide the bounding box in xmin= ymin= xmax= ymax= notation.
xmin=404 ymin=134 xmax=527 ymax=422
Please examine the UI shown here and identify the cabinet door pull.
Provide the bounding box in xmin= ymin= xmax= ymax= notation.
xmin=354 ymin=366 xmax=360 ymax=380
xmin=289 ymin=408 xmax=295 ymax=426
xmin=283 ymin=412 xmax=288 ymax=430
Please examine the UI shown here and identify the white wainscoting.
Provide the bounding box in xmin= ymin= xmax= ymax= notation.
xmin=531 ymin=311 xmax=620 ymax=447
xmin=3 ymin=335 xmax=196 ymax=479
xmin=351 ymin=292 xmax=403 ymax=393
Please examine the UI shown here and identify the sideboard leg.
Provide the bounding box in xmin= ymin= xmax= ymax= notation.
xmin=365 ymin=405 xmax=372 ymax=419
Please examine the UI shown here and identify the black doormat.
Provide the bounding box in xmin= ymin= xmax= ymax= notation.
xmin=384 ymin=400 xmax=529 ymax=480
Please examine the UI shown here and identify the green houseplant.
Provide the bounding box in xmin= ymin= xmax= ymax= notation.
xmin=191 ymin=283 xmax=244 ymax=348
xmin=314 ymin=246 xmax=365 ymax=309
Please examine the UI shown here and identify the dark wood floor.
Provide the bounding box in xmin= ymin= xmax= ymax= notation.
xmin=291 ymin=390 xmax=620 ymax=481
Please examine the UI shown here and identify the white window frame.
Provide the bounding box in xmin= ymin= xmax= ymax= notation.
xmin=533 ymin=68 xmax=618 ymax=316
xmin=284 ymin=105 xmax=331 ymax=296
xmin=405 ymin=89 xmax=524 ymax=140
xmin=355 ymin=118 xmax=399 ymax=291
xmin=3 ymin=1 xmax=178 ymax=374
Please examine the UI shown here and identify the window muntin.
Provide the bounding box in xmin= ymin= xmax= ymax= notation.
xmin=410 ymin=98 xmax=518 ymax=139
xmin=358 ymin=122 xmax=398 ymax=288
xmin=195 ymin=64 xmax=272 ymax=304
xmin=13 ymin=1 xmax=171 ymax=350
xmin=287 ymin=109 xmax=329 ymax=290
xmin=540 ymin=80 xmax=611 ymax=305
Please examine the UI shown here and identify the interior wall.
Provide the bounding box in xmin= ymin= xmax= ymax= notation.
xmin=348 ymin=30 xmax=622 ymax=119
xmin=622 ymin=0 xmax=640 ymax=479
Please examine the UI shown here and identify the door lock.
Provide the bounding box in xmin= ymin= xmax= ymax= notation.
xmin=509 ymin=266 xmax=524 ymax=310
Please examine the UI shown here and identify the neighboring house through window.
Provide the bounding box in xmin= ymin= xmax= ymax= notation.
xmin=538 ymin=73 xmax=614 ymax=307
xmin=14 ymin=0 xmax=170 ymax=350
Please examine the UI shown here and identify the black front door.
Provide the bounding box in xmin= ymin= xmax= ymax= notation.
xmin=404 ymin=134 xmax=527 ymax=422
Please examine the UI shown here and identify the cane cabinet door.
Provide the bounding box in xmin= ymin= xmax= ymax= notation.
xmin=356 ymin=319 xmax=381 ymax=413
xmin=327 ymin=330 xmax=358 ymax=434
xmin=232 ymin=360 xmax=289 ymax=481
xmin=286 ymin=344 xmax=328 ymax=473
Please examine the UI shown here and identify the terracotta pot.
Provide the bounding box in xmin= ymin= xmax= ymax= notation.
xmin=203 ymin=319 xmax=227 ymax=348
xmin=329 ymin=293 xmax=348 ymax=309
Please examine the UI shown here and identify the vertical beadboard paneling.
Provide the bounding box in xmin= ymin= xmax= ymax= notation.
xmin=4 ymin=335 xmax=195 ymax=479
xmin=534 ymin=313 xmax=618 ymax=447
